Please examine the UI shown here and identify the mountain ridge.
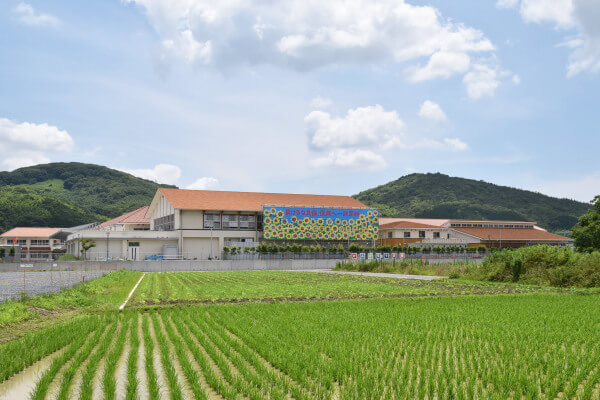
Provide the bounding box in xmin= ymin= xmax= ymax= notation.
xmin=353 ymin=173 xmax=590 ymax=231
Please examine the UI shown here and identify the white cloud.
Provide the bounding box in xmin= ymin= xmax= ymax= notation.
xmin=162 ymin=29 xmax=212 ymax=64
xmin=13 ymin=2 xmax=59 ymax=27
xmin=310 ymin=149 xmax=386 ymax=170
xmin=463 ymin=64 xmax=501 ymax=99
xmin=512 ymin=74 xmax=521 ymax=84
xmin=305 ymin=105 xmax=404 ymax=150
xmin=407 ymin=52 xmax=471 ymax=82
xmin=0 ymin=118 xmax=73 ymax=170
xmin=499 ymin=0 xmax=600 ymax=76
xmin=305 ymin=103 xmax=468 ymax=170
xmin=121 ymin=164 xmax=182 ymax=185
xmin=186 ymin=177 xmax=219 ymax=190
xmin=444 ymin=138 xmax=469 ymax=151
xmin=418 ymin=100 xmax=447 ymax=121
xmin=126 ymin=0 xmax=496 ymax=87
xmin=2 ymin=151 xmax=50 ymax=171
xmin=310 ymin=96 xmax=332 ymax=109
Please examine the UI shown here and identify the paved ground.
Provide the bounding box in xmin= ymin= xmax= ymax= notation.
xmin=0 ymin=270 xmax=107 ymax=302
xmin=294 ymin=269 xmax=447 ymax=281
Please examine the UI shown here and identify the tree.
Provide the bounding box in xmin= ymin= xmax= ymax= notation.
xmin=572 ymin=195 xmax=600 ymax=252
xmin=78 ymin=238 xmax=96 ymax=260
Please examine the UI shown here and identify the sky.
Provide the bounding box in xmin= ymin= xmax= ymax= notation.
xmin=0 ymin=0 xmax=599 ymax=202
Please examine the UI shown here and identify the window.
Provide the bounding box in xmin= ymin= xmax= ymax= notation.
xmin=222 ymin=214 xmax=239 ymax=229
xmin=239 ymin=214 xmax=256 ymax=229
xmin=447 ymin=233 xmax=450 ymax=239
xmin=154 ymin=214 xmax=174 ymax=231
xmin=30 ymin=240 xmax=49 ymax=246
xmin=134 ymin=227 xmax=150 ymax=231
xmin=128 ymin=242 xmax=140 ymax=247
xmin=419 ymin=231 xmax=426 ymax=238
xmin=433 ymin=232 xmax=440 ymax=239
xmin=404 ymin=232 xmax=411 ymax=238
xmin=204 ymin=213 xmax=221 ymax=229
xmin=16 ymin=239 xmax=27 ymax=246
xmin=30 ymin=252 xmax=49 ymax=259
xmin=387 ymin=232 xmax=393 ymax=239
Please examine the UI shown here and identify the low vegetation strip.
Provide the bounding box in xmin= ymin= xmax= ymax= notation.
xmin=337 ymin=245 xmax=600 ymax=288
xmin=1 ymin=294 xmax=599 ymax=399
xmin=0 ymin=270 xmax=143 ymax=334
xmin=128 ymin=270 xmax=551 ymax=307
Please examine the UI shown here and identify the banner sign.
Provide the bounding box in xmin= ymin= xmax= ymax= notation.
xmin=262 ymin=206 xmax=378 ymax=241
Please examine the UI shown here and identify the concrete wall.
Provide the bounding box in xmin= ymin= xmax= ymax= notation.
xmin=0 ymin=259 xmax=338 ymax=272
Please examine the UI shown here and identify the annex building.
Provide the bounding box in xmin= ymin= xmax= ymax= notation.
xmin=0 ymin=227 xmax=67 ymax=261
xmin=379 ymin=218 xmax=573 ymax=248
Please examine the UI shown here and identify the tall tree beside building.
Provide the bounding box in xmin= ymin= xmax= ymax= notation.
xmin=572 ymin=196 xmax=600 ymax=252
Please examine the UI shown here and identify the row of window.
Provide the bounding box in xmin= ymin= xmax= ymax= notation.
xmin=388 ymin=231 xmax=445 ymax=239
xmin=450 ymin=223 xmax=533 ymax=229
xmin=205 ymin=213 xmax=260 ymax=230
xmin=5 ymin=239 xmax=63 ymax=246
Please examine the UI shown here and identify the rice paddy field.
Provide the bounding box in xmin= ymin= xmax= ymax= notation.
xmin=1 ymin=270 xmax=599 ymax=399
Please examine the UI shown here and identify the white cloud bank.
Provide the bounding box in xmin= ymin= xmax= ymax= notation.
xmin=13 ymin=2 xmax=59 ymax=27
xmin=305 ymin=103 xmax=468 ymax=170
xmin=120 ymin=164 xmax=182 ymax=185
xmin=497 ymin=0 xmax=600 ymax=76
xmin=126 ymin=0 xmax=503 ymax=97
xmin=418 ymin=100 xmax=447 ymax=121
xmin=0 ymin=118 xmax=73 ymax=170
xmin=186 ymin=177 xmax=219 ymax=190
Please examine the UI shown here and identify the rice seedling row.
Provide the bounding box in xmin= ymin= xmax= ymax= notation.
xmin=129 ymin=271 xmax=549 ymax=307
xmin=2 ymin=293 xmax=600 ymax=399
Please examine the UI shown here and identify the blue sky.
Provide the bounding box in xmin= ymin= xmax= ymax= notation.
xmin=0 ymin=0 xmax=598 ymax=202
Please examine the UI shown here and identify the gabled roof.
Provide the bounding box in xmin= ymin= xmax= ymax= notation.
xmin=378 ymin=218 xmax=449 ymax=227
xmin=380 ymin=220 xmax=442 ymax=229
xmin=155 ymin=188 xmax=368 ymax=212
xmin=1 ymin=227 xmax=64 ymax=238
xmin=97 ymin=206 xmax=150 ymax=229
xmin=451 ymin=227 xmax=572 ymax=241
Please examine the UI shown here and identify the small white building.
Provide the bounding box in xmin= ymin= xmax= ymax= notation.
xmin=0 ymin=227 xmax=67 ymax=261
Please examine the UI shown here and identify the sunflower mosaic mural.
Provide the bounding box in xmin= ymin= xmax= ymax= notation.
xmin=262 ymin=206 xmax=379 ymax=241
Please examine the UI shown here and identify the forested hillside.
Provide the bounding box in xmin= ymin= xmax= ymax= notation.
xmin=0 ymin=162 xmax=175 ymax=231
xmin=0 ymin=187 xmax=100 ymax=232
xmin=354 ymin=173 xmax=590 ymax=231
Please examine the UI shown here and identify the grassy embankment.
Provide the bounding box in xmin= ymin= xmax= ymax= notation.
xmin=0 ymin=269 xmax=142 ymax=343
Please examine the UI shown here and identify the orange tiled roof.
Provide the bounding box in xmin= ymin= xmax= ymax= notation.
xmin=452 ymin=227 xmax=572 ymax=241
xmin=1 ymin=227 xmax=64 ymax=238
xmin=378 ymin=218 xmax=449 ymax=227
xmin=158 ymin=188 xmax=368 ymax=211
xmin=97 ymin=206 xmax=150 ymax=229
xmin=380 ymin=220 xmax=442 ymax=229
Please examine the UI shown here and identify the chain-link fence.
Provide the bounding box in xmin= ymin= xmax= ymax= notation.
xmin=0 ymin=263 xmax=119 ymax=302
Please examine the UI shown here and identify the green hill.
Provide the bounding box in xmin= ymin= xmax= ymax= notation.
xmin=0 ymin=162 xmax=176 ymax=232
xmin=354 ymin=173 xmax=591 ymax=231
xmin=0 ymin=187 xmax=101 ymax=232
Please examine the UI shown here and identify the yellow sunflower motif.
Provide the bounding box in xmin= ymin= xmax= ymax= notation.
xmin=318 ymin=218 xmax=324 ymax=225
xmin=277 ymin=211 xmax=284 ymax=218
xmin=303 ymin=217 xmax=310 ymax=224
